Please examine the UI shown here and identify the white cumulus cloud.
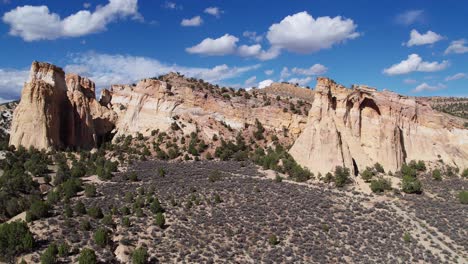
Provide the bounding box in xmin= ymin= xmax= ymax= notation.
xmin=266 ymin=11 xmax=360 ymax=54
xmin=288 ymin=77 xmax=313 ymax=86
xmin=406 ymin=29 xmax=443 ymax=46
xmin=383 ymin=54 xmax=449 ymax=75
xmin=64 ymin=52 xmax=260 ymax=90
xmin=2 ymin=0 xmax=141 ymax=41
xmin=292 ymin=64 xmax=328 ymax=76
xmin=445 ymin=39 xmax=468 ymax=55
xmin=264 ymin=69 xmax=274 ymax=76
xmin=258 ymin=79 xmax=274 ymax=89
xmin=0 ymin=68 xmax=29 ymax=101
xmin=238 ymin=44 xmax=262 ymax=57
xmin=186 ymin=34 xmax=239 ymax=56
xmin=412 ymin=83 xmax=446 ymax=93
xmin=181 ymin=16 xmax=202 ymax=27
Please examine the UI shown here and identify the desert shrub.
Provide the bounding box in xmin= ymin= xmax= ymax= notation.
xmin=323 ymin=172 xmax=334 ymax=183
xmin=57 ymin=242 xmax=70 ymax=257
xmin=432 ymin=169 xmax=442 ymax=181
xmin=128 ymin=172 xmax=138 ymax=182
xmin=416 ymin=160 xmax=426 ymax=171
xmin=71 ymin=161 xmax=87 ymax=178
xmin=445 ymin=165 xmax=456 ymax=177
xmin=40 ymin=243 xmax=57 ymax=264
xmin=74 ymin=201 xmax=86 ymax=215
xmin=370 ymin=177 xmax=392 ymax=193
xmin=158 ymin=168 xmax=166 ymax=177
xmin=125 ymin=192 xmax=134 ymax=203
xmin=84 ymin=184 xmax=97 ymax=197
xmin=155 ymin=212 xmax=165 ymax=228
xmin=208 ymin=170 xmax=223 ymax=182
xmin=94 ymin=228 xmax=109 ymax=247
xmin=102 ymin=214 xmax=114 ymax=227
xmin=459 ymin=191 xmax=468 ymax=204
xmin=268 ymin=234 xmax=279 ymax=246
xmin=121 ymin=206 xmax=131 ymax=215
xmin=63 ymin=204 xmax=73 ymax=218
xmin=374 ymin=162 xmax=385 ymax=173
xmin=61 ymin=178 xmax=82 ymax=199
xmin=462 ymin=168 xmax=468 ymax=178
xmin=402 ymin=175 xmax=422 ymax=194
xmin=253 ymin=119 xmax=265 ymax=140
xmin=0 ymin=221 xmax=35 ymax=261
xmin=87 ymin=207 xmax=103 ymax=219
xmin=213 ymin=193 xmax=223 ymax=204
xmin=400 ymin=163 xmax=417 ymax=178
xmin=361 ymin=167 xmax=375 ymax=182
xmin=334 ymin=166 xmax=350 ymax=187
xmin=150 ymin=199 xmax=164 ymax=214
xmin=28 ymin=200 xmax=50 ymax=221
xmin=47 ymin=191 xmax=60 ymax=204
xmin=132 ymin=247 xmax=149 ymax=264
xmin=403 ymin=232 xmax=412 ymax=243
xmin=78 ymin=248 xmax=97 ymax=264
xmin=122 ymin=217 xmax=131 ymax=227
xmin=80 ymin=220 xmax=91 ymax=231
xmin=275 ymin=174 xmax=283 ymax=183
xmin=133 ymin=206 xmax=143 ymax=217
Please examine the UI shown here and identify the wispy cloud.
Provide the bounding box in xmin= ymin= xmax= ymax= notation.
xmin=395 ymin=10 xmax=425 ymax=25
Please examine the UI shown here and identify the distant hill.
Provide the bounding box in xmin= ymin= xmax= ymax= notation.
xmin=423 ymin=97 xmax=468 ymax=120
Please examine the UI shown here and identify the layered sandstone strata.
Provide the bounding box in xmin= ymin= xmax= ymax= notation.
xmin=100 ymin=74 xmax=309 ymax=140
xmin=290 ymin=77 xmax=468 ymax=175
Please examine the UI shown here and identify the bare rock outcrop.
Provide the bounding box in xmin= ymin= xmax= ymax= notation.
xmin=290 ymin=77 xmax=468 ymax=175
xmin=9 ymin=62 xmax=115 ymax=150
xmin=9 ymin=62 xmax=68 ymax=149
xmin=100 ymin=74 xmax=309 ymax=140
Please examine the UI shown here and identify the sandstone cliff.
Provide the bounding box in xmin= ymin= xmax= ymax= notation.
xmin=9 ymin=62 xmax=115 ymax=150
xmin=290 ymin=77 xmax=468 ymax=175
xmin=9 ymin=62 xmax=467 ymax=174
xmin=9 ymin=62 xmax=68 ymax=149
xmin=100 ymin=73 xmax=309 ymax=142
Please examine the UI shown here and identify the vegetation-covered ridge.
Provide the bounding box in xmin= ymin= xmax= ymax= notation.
xmin=426 ymin=96 xmax=468 ymax=120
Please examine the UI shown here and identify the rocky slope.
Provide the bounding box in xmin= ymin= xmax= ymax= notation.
xmin=290 ymin=78 xmax=468 ymax=175
xmin=424 ymin=96 xmax=468 ymax=120
xmin=0 ymin=101 xmax=18 ymax=143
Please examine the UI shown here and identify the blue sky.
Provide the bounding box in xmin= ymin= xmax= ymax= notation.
xmin=0 ymin=0 xmax=467 ymax=102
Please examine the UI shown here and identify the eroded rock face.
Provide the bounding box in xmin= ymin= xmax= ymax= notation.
xmin=9 ymin=62 xmax=115 ymax=150
xmin=101 ymin=75 xmax=308 ymax=140
xmin=290 ymin=77 xmax=468 ymax=175
xmin=9 ymin=62 xmax=67 ymax=149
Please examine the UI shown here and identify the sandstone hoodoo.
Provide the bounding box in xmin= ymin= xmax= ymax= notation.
xmin=9 ymin=61 xmax=115 ymax=150
xmin=290 ymin=77 xmax=468 ymax=175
